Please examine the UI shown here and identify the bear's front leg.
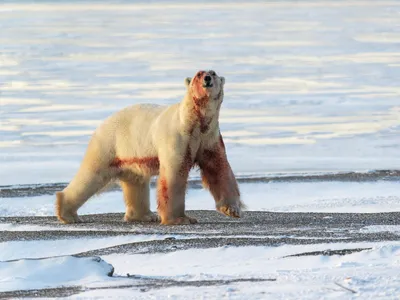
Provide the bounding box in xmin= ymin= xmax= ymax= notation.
xmin=199 ymin=135 xmax=244 ymax=218
xmin=157 ymin=157 xmax=197 ymax=225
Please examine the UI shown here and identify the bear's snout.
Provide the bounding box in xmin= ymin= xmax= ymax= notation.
xmin=203 ymin=74 xmax=213 ymax=88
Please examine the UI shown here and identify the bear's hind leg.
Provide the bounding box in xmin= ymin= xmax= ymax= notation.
xmin=56 ymin=191 xmax=82 ymax=223
xmin=56 ymin=169 xmax=110 ymax=224
xmin=121 ymin=179 xmax=159 ymax=223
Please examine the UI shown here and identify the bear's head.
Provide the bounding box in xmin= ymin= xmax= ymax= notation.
xmin=185 ymin=70 xmax=225 ymax=107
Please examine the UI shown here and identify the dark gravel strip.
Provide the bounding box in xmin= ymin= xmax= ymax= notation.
xmin=1 ymin=211 xmax=399 ymax=252
xmin=283 ymin=247 xmax=372 ymax=258
xmin=0 ymin=277 xmax=275 ymax=299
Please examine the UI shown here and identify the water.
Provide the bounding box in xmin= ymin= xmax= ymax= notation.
xmin=1 ymin=1 xmax=400 ymax=185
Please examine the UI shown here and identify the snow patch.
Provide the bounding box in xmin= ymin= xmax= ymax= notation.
xmin=1 ymin=181 xmax=399 ymax=217
xmin=0 ymin=256 xmax=113 ymax=292
xmin=0 ymin=235 xmax=189 ymax=261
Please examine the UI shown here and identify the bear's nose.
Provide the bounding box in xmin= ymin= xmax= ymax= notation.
xmin=204 ymin=75 xmax=212 ymax=82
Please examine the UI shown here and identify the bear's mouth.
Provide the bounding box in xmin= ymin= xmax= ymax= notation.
xmin=203 ymin=83 xmax=213 ymax=88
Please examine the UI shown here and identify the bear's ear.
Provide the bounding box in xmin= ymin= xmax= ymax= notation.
xmin=185 ymin=77 xmax=191 ymax=88
xmin=220 ymin=76 xmax=225 ymax=86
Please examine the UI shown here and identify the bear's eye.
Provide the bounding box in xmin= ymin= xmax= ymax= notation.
xmin=209 ymin=70 xmax=216 ymax=76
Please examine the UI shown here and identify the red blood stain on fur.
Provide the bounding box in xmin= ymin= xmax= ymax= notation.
xmin=199 ymin=135 xmax=240 ymax=200
xmin=193 ymin=95 xmax=209 ymax=107
xmin=189 ymin=70 xmax=220 ymax=134
xmin=158 ymin=177 xmax=169 ymax=204
xmin=157 ymin=175 xmax=169 ymax=214
xmin=179 ymin=145 xmax=193 ymax=177
xmin=110 ymin=156 xmax=160 ymax=173
xmin=201 ymin=149 xmax=221 ymax=186
xmin=191 ymin=71 xmax=209 ymax=107
xmin=192 ymin=70 xmax=206 ymax=97
xmin=192 ymin=99 xmax=211 ymax=134
xmin=191 ymin=74 xmax=211 ymax=133
xmin=219 ymin=133 xmax=225 ymax=150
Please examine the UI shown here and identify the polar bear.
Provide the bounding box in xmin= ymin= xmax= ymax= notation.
xmin=55 ymin=70 xmax=244 ymax=225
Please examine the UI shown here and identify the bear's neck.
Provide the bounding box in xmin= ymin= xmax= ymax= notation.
xmin=180 ymin=91 xmax=222 ymax=136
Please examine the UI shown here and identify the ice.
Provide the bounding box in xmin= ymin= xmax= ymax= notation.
xmin=1 ymin=0 xmax=400 ymax=185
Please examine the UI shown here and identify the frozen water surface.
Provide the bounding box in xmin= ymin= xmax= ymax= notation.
xmin=1 ymin=0 xmax=399 ymax=185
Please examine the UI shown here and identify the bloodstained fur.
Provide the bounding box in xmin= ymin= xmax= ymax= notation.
xmin=111 ymin=71 xmax=229 ymax=217
xmin=192 ymin=70 xmax=206 ymax=97
xmin=157 ymin=145 xmax=193 ymax=213
xmin=219 ymin=134 xmax=225 ymax=149
xmin=179 ymin=145 xmax=193 ymax=178
xmin=191 ymin=70 xmax=211 ymax=134
xmin=157 ymin=176 xmax=169 ymax=206
xmin=199 ymin=135 xmax=240 ymax=200
xmin=110 ymin=157 xmax=160 ymax=174
xmin=192 ymin=97 xmax=211 ymax=134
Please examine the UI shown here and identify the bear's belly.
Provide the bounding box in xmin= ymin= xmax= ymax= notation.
xmin=110 ymin=156 xmax=160 ymax=177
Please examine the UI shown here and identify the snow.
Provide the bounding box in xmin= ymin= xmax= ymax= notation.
xmin=1 ymin=242 xmax=397 ymax=298
xmin=95 ymin=243 xmax=400 ymax=299
xmin=103 ymin=242 xmax=400 ymax=280
xmin=1 ymin=181 xmax=399 ymax=217
xmin=0 ymin=256 xmax=113 ymax=292
xmin=1 ymin=0 xmax=400 ymax=298
xmin=0 ymin=235 xmax=194 ymax=261
xmin=1 ymin=236 xmax=400 ymax=298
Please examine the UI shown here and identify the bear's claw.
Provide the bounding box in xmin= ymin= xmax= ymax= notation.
xmin=161 ymin=215 xmax=198 ymax=225
xmin=218 ymin=204 xmax=242 ymax=218
xmin=57 ymin=212 xmax=82 ymax=224
xmin=124 ymin=212 xmax=160 ymax=223
xmin=55 ymin=192 xmax=82 ymax=224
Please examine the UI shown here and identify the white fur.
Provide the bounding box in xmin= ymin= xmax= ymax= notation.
xmin=56 ymin=70 xmax=243 ymax=225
